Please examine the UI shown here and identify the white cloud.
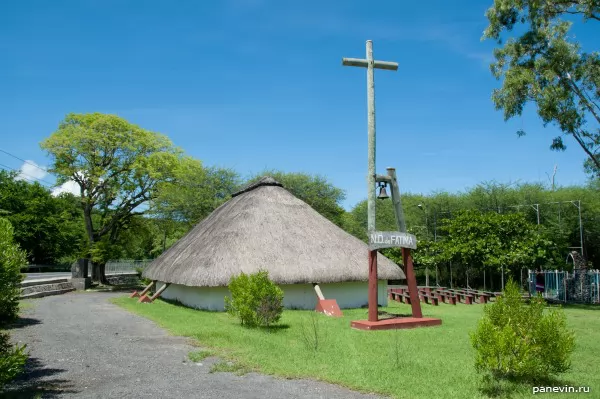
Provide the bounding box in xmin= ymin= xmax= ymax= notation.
xmin=51 ymin=180 xmax=80 ymax=197
xmin=15 ymin=161 xmax=48 ymax=182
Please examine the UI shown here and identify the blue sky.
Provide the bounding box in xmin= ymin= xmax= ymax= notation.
xmin=0 ymin=0 xmax=595 ymax=209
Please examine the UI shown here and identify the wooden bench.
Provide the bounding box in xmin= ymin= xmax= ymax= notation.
xmin=389 ymin=289 xmax=412 ymax=304
xmin=443 ymin=290 xmax=474 ymax=304
xmin=434 ymin=291 xmax=457 ymax=305
xmin=463 ymin=290 xmax=492 ymax=304
xmin=418 ymin=293 xmax=439 ymax=306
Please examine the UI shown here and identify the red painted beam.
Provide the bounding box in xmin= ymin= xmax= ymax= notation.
xmin=368 ymin=249 xmax=378 ymax=322
xmin=402 ymin=248 xmax=423 ymax=318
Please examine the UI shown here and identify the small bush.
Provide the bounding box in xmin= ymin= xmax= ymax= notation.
xmin=0 ymin=218 xmax=26 ymax=324
xmin=470 ymin=279 xmax=575 ymax=382
xmin=225 ymin=271 xmax=284 ymax=328
xmin=0 ymin=331 xmax=27 ymax=388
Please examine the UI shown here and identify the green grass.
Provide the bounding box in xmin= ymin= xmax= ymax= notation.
xmin=112 ymin=297 xmax=600 ymax=399
xmin=209 ymin=360 xmax=250 ymax=375
xmin=188 ymin=349 xmax=214 ymax=362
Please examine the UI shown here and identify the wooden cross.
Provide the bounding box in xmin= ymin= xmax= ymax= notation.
xmin=342 ymin=40 xmax=398 ymax=234
xmin=343 ymin=41 xmax=400 ymax=322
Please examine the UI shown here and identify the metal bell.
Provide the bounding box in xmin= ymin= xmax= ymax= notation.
xmin=377 ymin=184 xmax=389 ymax=200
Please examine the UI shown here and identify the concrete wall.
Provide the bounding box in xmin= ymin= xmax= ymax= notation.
xmin=157 ymin=280 xmax=389 ymax=311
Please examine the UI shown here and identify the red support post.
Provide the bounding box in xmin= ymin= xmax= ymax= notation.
xmin=402 ymin=248 xmax=423 ymax=318
xmin=368 ymin=249 xmax=378 ymax=322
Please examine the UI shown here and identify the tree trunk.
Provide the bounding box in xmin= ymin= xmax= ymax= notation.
xmin=93 ymin=262 xmax=108 ymax=285
xmin=83 ymin=203 xmax=99 ymax=281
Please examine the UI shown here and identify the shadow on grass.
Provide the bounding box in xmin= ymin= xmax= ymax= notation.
xmin=554 ymin=303 xmax=600 ymax=311
xmin=0 ymin=357 xmax=78 ymax=398
xmin=378 ymin=311 xmax=413 ymax=318
xmin=259 ymin=324 xmax=290 ymax=332
xmin=88 ymin=284 xmax=144 ymax=293
xmin=479 ymin=373 xmax=575 ymax=398
xmin=6 ymin=317 xmax=42 ymax=330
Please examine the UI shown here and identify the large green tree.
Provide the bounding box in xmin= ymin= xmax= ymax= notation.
xmin=41 ymin=113 xmax=201 ymax=283
xmin=484 ymin=0 xmax=600 ymax=175
xmin=437 ymin=210 xmax=554 ymax=288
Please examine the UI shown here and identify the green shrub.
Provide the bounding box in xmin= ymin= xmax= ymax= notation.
xmin=0 ymin=331 xmax=27 ymax=388
xmin=225 ymin=270 xmax=284 ymax=328
xmin=470 ymin=279 xmax=575 ymax=381
xmin=0 ymin=218 xmax=26 ymax=324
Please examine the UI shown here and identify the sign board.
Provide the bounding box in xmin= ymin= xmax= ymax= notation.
xmin=369 ymin=231 xmax=417 ymax=250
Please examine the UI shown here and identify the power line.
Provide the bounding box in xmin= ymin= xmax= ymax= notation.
xmin=0 ymin=148 xmax=48 ymax=173
xmin=0 ymin=163 xmax=54 ymax=188
xmin=0 ymin=148 xmax=55 ymax=186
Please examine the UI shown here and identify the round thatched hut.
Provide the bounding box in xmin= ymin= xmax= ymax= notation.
xmin=143 ymin=176 xmax=405 ymax=310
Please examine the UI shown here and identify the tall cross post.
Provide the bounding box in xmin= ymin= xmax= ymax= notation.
xmin=343 ymin=40 xmax=398 ymax=322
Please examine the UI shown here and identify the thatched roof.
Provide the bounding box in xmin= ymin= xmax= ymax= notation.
xmin=143 ymin=176 xmax=405 ymax=287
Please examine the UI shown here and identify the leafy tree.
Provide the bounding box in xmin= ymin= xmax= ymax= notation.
xmin=483 ymin=0 xmax=600 ymax=175
xmin=151 ymin=165 xmax=241 ymax=225
xmin=40 ymin=112 xmax=201 ymax=283
xmin=0 ymin=170 xmax=84 ymax=265
xmin=244 ymin=171 xmax=347 ymax=227
xmin=437 ymin=210 xmax=554 ymax=287
xmin=0 ymin=218 xmax=26 ymax=323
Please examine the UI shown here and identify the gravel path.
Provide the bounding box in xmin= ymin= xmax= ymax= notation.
xmin=3 ymin=292 xmax=384 ymax=399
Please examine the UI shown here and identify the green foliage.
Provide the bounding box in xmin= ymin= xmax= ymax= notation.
xmin=0 ymin=218 xmax=26 ymax=324
xmin=471 ymin=280 xmax=575 ymax=381
xmin=0 ymin=170 xmax=85 ymax=264
xmin=438 ymin=210 xmax=554 ymax=274
xmin=40 ymin=112 xmax=200 ymax=270
xmin=244 ymin=171 xmax=347 ymax=227
xmin=0 ymin=331 xmax=28 ymax=388
xmin=225 ymin=271 xmax=284 ymax=328
xmin=483 ymin=0 xmax=600 ymax=175
xmin=152 ymin=166 xmax=241 ymax=226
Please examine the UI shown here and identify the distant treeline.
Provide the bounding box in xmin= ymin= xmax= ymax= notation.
xmin=2 ymin=169 xmax=598 ymax=288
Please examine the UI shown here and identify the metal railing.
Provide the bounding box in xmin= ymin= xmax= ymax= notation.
xmin=105 ymin=259 xmax=153 ymax=275
xmin=528 ymin=269 xmax=600 ymax=304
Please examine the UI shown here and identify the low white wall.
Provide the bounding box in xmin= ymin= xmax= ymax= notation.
xmin=157 ymin=280 xmax=389 ymax=311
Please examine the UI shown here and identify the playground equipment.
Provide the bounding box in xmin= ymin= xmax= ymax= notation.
xmin=528 ymin=252 xmax=600 ymax=304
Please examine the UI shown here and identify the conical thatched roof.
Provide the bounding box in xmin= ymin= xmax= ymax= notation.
xmin=143 ymin=176 xmax=405 ymax=286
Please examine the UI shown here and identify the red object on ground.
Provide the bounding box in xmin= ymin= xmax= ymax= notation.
xmin=138 ymin=294 xmax=152 ymax=303
xmin=351 ymin=317 xmax=442 ymax=331
xmin=353 ymin=248 xmax=442 ymax=331
xmin=315 ymin=299 xmax=343 ymax=317
xmin=129 ymin=291 xmax=140 ymax=298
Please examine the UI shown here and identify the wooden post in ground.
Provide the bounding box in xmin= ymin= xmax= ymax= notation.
xmin=402 ymin=248 xmax=423 ymax=318
xmin=368 ymin=249 xmax=378 ymax=322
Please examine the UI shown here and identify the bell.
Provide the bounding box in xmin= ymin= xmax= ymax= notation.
xmin=377 ymin=184 xmax=389 ymax=200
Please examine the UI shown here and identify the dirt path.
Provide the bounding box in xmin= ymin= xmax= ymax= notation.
xmin=3 ymin=292 xmax=384 ymax=399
